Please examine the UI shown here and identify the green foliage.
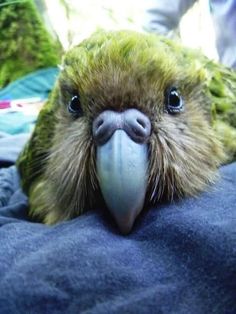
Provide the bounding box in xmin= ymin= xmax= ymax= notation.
xmin=0 ymin=0 xmax=62 ymax=88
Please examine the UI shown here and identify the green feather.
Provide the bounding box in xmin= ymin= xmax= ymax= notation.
xmin=154 ymin=35 xmax=236 ymax=161
xmin=17 ymin=86 xmax=58 ymax=193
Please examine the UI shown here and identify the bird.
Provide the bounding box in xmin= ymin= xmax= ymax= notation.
xmin=17 ymin=30 xmax=236 ymax=234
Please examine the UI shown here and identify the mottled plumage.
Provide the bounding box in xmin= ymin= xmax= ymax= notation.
xmin=17 ymin=30 xmax=236 ymax=231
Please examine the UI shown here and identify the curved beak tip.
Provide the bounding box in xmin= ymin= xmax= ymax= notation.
xmin=118 ymin=224 xmax=133 ymax=235
xmin=113 ymin=212 xmax=139 ymax=235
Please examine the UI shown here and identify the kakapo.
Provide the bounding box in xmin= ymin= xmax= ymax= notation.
xmin=17 ymin=30 xmax=236 ymax=234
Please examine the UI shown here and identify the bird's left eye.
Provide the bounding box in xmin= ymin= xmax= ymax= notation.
xmin=165 ymin=87 xmax=184 ymax=114
xmin=68 ymin=95 xmax=83 ymax=117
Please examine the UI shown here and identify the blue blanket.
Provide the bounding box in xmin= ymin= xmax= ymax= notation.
xmin=0 ymin=135 xmax=235 ymax=314
xmin=0 ymin=67 xmax=59 ymax=100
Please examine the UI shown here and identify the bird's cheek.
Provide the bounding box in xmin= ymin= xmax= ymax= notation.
xmin=92 ymin=109 xmax=151 ymax=234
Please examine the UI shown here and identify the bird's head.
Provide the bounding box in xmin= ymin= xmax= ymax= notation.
xmin=29 ymin=30 xmax=224 ymax=233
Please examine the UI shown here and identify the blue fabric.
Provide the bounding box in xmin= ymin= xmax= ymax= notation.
xmin=0 ymin=136 xmax=235 ymax=314
xmin=0 ymin=132 xmax=29 ymax=167
xmin=0 ymin=112 xmax=36 ymax=134
xmin=0 ymin=67 xmax=59 ymax=100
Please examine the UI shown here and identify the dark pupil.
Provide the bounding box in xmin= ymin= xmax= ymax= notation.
xmin=169 ymin=90 xmax=180 ymax=107
xmin=68 ymin=95 xmax=83 ymax=117
xmin=70 ymin=96 xmax=79 ymax=111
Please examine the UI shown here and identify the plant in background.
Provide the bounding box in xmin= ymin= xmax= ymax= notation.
xmin=0 ymin=0 xmax=62 ymax=88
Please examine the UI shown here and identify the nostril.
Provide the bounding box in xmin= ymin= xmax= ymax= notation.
xmin=93 ymin=109 xmax=151 ymax=145
xmin=93 ymin=110 xmax=121 ymax=145
xmin=136 ymin=118 xmax=146 ymax=129
xmin=132 ymin=126 xmax=144 ymax=137
xmin=124 ymin=109 xmax=151 ymax=143
xmin=96 ymin=119 xmax=104 ymax=129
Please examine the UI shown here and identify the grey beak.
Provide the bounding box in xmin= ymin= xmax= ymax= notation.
xmin=96 ymin=130 xmax=149 ymax=234
xmin=93 ymin=109 xmax=151 ymax=234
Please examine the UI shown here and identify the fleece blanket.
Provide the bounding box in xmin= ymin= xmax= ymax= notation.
xmin=0 ymin=67 xmax=59 ymax=101
xmin=0 ymin=134 xmax=235 ymax=314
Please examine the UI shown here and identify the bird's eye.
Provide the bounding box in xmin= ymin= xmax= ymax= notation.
xmin=68 ymin=95 xmax=83 ymax=117
xmin=165 ymin=87 xmax=184 ymax=114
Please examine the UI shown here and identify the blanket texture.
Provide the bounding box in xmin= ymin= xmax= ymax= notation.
xmin=0 ymin=135 xmax=235 ymax=314
xmin=0 ymin=67 xmax=59 ymax=100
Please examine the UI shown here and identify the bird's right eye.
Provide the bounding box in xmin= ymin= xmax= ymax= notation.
xmin=165 ymin=87 xmax=184 ymax=114
xmin=68 ymin=95 xmax=83 ymax=117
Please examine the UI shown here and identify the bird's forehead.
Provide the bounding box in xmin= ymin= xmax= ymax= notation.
xmin=62 ymin=30 xmax=204 ymax=87
xmin=59 ymin=31 xmax=204 ymax=114
xmin=62 ymin=49 xmax=181 ymax=100
xmin=62 ymin=31 xmax=185 ymax=87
